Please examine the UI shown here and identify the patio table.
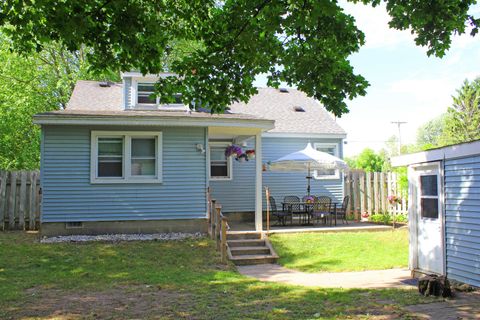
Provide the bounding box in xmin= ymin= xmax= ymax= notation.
xmin=281 ymin=202 xmax=315 ymax=225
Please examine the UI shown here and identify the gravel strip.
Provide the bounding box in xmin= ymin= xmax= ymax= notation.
xmin=41 ymin=232 xmax=205 ymax=243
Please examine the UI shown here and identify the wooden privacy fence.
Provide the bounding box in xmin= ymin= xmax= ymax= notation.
xmin=0 ymin=170 xmax=41 ymax=231
xmin=344 ymin=171 xmax=407 ymax=219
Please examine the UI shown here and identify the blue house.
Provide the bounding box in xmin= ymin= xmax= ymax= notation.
xmin=35 ymin=72 xmax=346 ymax=236
xmin=392 ymin=140 xmax=480 ymax=288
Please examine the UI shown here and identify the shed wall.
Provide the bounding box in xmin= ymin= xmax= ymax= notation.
xmin=444 ymin=156 xmax=480 ymax=287
xmin=41 ymin=125 xmax=207 ymax=222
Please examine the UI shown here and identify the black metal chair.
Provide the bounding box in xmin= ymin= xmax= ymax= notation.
xmin=311 ymin=196 xmax=331 ymax=225
xmin=283 ymin=196 xmax=302 ymax=224
xmin=269 ymin=196 xmax=291 ymax=226
xmin=335 ymin=196 xmax=350 ymax=224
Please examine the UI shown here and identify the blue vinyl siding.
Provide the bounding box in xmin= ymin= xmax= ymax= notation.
xmin=41 ymin=125 xmax=207 ymax=222
xmin=444 ymin=156 xmax=480 ymax=287
xmin=210 ymin=137 xmax=344 ymax=212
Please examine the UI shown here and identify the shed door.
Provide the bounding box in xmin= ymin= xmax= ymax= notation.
xmin=416 ymin=165 xmax=444 ymax=274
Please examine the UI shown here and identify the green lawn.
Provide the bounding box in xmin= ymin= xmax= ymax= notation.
xmin=0 ymin=231 xmax=433 ymax=319
xmin=270 ymin=229 xmax=409 ymax=273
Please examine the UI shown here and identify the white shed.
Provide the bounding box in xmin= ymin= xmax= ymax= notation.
xmin=392 ymin=140 xmax=480 ymax=287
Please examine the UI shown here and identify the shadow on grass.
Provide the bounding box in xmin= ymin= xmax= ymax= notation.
xmin=0 ymin=232 xmax=435 ymax=320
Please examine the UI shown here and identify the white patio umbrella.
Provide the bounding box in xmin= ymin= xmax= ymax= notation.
xmin=269 ymin=143 xmax=349 ymax=196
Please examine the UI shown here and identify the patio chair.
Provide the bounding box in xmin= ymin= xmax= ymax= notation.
xmin=283 ymin=196 xmax=303 ymax=224
xmin=311 ymin=196 xmax=331 ymax=225
xmin=335 ymin=196 xmax=350 ymax=224
xmin=269 ymin=196 xmax=291 ymax=226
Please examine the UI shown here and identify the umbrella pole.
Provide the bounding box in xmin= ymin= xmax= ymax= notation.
xmin=307 ymin=163 xmax=311 ymax=196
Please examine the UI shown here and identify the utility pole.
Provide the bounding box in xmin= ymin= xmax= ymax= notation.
xmin=391 ymin=121 xmax=407 ymax=155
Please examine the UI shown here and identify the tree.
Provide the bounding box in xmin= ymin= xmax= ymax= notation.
xmin=442 ymin=78 xmax=480 ymax=144
xmin=0 ymin=34 xmax=118 ymax=169
xmin=345 ymin=148 xmax=385 ymax=172
xmin=0 ymin=0 xmax=478 ymax=116
xmin=416 ymin=114 xmax=449 ymax=149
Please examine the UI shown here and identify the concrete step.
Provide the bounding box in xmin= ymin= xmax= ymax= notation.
xmin=230 ymin=246 xmax=271 ymax=256
xmin=227 ymin=239 xmax=266 ymax=247
xmin=229 ymin=254 xmax=279 ymax=265
xmin=226 ymin=232 xmax=262 ymax=241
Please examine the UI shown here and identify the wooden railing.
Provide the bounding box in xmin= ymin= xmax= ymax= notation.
xmin=207 ymin=187 xmax=229 ymax=263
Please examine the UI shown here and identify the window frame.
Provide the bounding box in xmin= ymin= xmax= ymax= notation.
xmin=209 ymin=142 xmax=233 ymax=181
xmin=91 ymin=131 xmax=163 ymax=184
xmin=132 ymin=78 xmax=186 ymax=110
xmin=313 ymin=142 xmax=340 ymax=180
xmin=419 ymin=173 xmax=440 ymax=220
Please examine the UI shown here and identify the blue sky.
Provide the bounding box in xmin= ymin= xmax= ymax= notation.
xmin=255 ymin=2 xmax=480 ymax=156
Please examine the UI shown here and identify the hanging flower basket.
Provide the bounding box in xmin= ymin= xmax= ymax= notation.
xmin=246 ymin=149 xmax=255 ymax=160
xmin=304 ymin=196 xmax=315 ymax=204
xmin=225 ymin=145 xmax=243 ymax=158
xmin=388 ymin=195 xmax=402 ymax=205
xmin=236 ymin=153 xmax=249 ymax=162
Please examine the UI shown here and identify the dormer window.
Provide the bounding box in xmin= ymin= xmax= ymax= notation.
xmin=137 ymin=83 xmax=156 ymax=105
xmin=131 ymin=77 xmax=185 ymax=110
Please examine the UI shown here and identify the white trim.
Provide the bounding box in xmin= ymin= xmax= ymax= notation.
xmin=90 ymin=131 xmax=163 ymax=184
xmin=312 ymin=142 xmax=340 ymax=180
xmin=34 ymin=115 xmax=275 ymax=130
xmin=392 ymin=140 xmax=480 ymax=167
xmin=262 ymin=132 xmax=347 ymax=139
xmin=208 ymin=142 xmax=233 ymax=181
xmin=121 ymin=71 xmax=178 ymax=78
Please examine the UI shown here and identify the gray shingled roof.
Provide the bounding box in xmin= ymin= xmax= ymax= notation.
xmin=65 ymin=80 xmax=345 ymax=135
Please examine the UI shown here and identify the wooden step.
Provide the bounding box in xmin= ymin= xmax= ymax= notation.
xmin=227 ymin=239 xmax=266 ymax=247
xmin=226 ymin=232 xmax=262 ymax=240
xmin=229 ymin=246 xmax=271 ymax=256
xmin=229 ymin=254 xmax=279 ymax=265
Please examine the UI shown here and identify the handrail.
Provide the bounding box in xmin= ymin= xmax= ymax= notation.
xmin=206 ymin=187 xmax=229 ymax=263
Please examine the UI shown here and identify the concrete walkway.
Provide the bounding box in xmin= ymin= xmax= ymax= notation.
xmin=237 ymin=264 xmax=416 ymax=289
xmin=405 ymin=291 xmax=480 ymax=319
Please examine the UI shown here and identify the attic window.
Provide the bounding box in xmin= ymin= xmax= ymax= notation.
xmin=279 ymin=88 xmax=289 ymax=93
xmin=137 ymin=83 xmax=156 ymax=105
xmin=293 ymin=106 xmax=305 ymax=112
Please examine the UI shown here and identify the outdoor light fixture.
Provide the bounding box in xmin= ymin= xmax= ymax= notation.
xmin=196 ymin=143 xmax=205 ymax=153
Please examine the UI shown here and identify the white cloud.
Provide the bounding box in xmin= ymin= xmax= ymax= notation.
xmin=340 ymin=1 xmax=414 ymax=50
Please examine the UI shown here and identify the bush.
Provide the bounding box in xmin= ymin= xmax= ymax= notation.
xmin=370 ymin=213 xmax=408 ymax=224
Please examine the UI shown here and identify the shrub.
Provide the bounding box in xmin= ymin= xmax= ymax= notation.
xmin=370 ymin=213 xmax=408 ymax=224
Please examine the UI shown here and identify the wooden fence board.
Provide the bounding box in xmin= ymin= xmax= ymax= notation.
xmin=366 ymin=172 xmax=372 ymax=215
xmin=29 ymin=172 xmax=37 ymax=229
xmin=19 ymin=171 xmax=27 ymax=230
xmin=0 ymin=171 xmax=6 ymax=230
xmin=8 ymin=172 xmax=17 ymax=229
xmin=381 ymin=173 xmax=387 ymax=213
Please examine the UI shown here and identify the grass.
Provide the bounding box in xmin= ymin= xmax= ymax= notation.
xmin=0 ymin=231 xmax=435 ymax=319
xmin=270 ymin=229 xmax=408 ymax=273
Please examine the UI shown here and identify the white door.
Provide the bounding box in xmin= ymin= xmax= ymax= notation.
xmin=415 ymin=165 xmax=444 ymax=274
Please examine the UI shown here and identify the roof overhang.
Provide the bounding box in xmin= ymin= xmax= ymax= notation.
xmin=262 ymin=132 xmax=347 ymax=139
xmin=33 ymin=112 xmax=275 ymax=131
xmin=391 ymin=139 xmax=480 ymax=167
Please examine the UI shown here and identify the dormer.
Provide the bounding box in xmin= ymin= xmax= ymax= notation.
xmin=121 ymin=71 xmax=188 ymax=111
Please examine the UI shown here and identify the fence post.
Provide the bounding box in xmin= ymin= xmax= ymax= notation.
xmin=359 ymin=172 xmax=366 ymax=215
xmin=210 ymin=199 xmax=216 ymax=240
xmin=215 ymin=204 xmax=222 ymax=250
xmin=221 ymin=217 xmax=227 ymax=263
xmin=366 ymin=172 xmax=373 ymax=214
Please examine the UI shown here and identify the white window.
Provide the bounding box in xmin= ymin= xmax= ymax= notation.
xmin=132 ymin=79 xmax=184 ymax=110
xmin=313 ymin=143 xmax=340 ymax=180
xmin=209 ymin=143 xmax=232 ymax=180
xmin=91 ymin=131 xmax=162 ymax=183
xmin=419 ymin=174 xmax=439 ymax=219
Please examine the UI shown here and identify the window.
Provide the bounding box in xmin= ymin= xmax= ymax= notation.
xmin=420 ymin=174 xmax=439 ymax=219
xmin=313 ymin=143 xmax=340 ymax=179
xmin=91 ymin=131 xmax=162 ymax=183
xmin=134 ymin=80 xmax=184 ymax=109
xmin=137 ymin=83 xmax=156 ymax=105
xmin=209 ymin=143 xmax=232 ymax=180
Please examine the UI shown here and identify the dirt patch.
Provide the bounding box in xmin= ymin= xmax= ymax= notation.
xmin=4 ymin=285 xmax=194 ymax=320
